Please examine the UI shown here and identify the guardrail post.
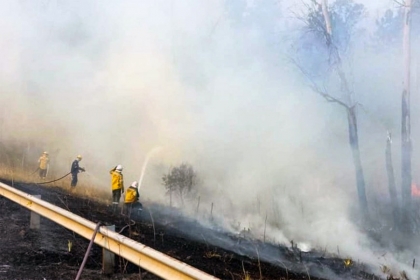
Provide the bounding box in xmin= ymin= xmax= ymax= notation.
xmin=102 ymin=225 xmax=115 ymax=274
xmin=30 ymin=195 xmax=41 ymax=229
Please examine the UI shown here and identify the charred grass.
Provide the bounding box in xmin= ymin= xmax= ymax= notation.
xmin=0 ymin=175 xmax=389 ymax=280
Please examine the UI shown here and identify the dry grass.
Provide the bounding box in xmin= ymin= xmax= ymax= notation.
xmin=242 ymin=260 xmax=252 ymax=280
xmin=204 ymin=250 xmax=222 ymax=259
xmin=0 ymin=164 xmax=32 ymax=184
xmin=0 ymin=162 xmax=161 ymax=223
xmin=0 ymin=165 xmax=111 ymax=204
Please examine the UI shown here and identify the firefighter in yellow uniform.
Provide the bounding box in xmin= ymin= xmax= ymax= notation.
xmin=124 ymin=181 xmax=143 ymax=217
xmin=38 ymin=152 xmax=50 ymax=179
xmin=110 ymin=165 xmax=124 ymax=213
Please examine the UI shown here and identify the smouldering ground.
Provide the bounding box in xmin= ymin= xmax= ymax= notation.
xmin=0 ymin=179 xmax=384 ymax=280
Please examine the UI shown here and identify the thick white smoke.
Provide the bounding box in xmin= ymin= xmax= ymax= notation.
xmin=0 ymin=0 xmax=419 ymax=278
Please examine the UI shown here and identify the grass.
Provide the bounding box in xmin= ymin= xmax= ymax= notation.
xmin=0 ymin=164 xmax=111 ymax=204
xmin=204 ymin=250 xmax=221 ymax=259
xmin=148 ymin=209 xmax=156 ymax=246
xmin=242 ymin=260 xmax=251 ymax=280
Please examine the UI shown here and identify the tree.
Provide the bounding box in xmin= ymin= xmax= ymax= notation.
xmin=374 ymin=4 xmax=420 ymax=50
xmin=401 ymin=0 xmax=413 ymax=228
xmin=385 ymin=132 xmax=399 ymax=227
xmin=293 ymin=0 xmax=369 ymax=218
xmin=374 ymin=9 xmax=404 ymax=48
xmin=294 ymin=0 xmax=365 ymax=78
xmin=162 ymin=163 xmax=198 ymax=207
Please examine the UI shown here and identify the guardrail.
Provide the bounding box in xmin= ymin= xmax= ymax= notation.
xmin=0 ymin=182 xmax=220 ymax=280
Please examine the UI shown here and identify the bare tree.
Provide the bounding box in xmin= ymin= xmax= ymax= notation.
xmin=386 ymin=132 xmax=399 ymax=226
xmin=401 ymin=0 xmax=413 ymax=228
xmin=294 ymin=0 xmax=369 ymax=217
xmin=322 ymin=0 xmax=369 ymax=217
xmin=162 ymin=163 xmax=198 ymax=207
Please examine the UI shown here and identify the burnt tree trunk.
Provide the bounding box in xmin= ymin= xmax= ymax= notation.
xmin=401 ymin=0 xmax=412 ymax=229
xmin=319 ymin=0 xmax=369 ymax=219
xmin=179 ymin=189 xmax=185 ymax=207
xmin=401 ymin=91 xmax=412 ymax=225
xmin=385 ymin=133 xmax=399 ymax=227
xmin=347 ymin=107 xmax=368 ymax=216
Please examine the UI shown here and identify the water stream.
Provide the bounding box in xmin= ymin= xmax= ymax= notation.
xmin=138 ymin=147 xmax=163 ymax=191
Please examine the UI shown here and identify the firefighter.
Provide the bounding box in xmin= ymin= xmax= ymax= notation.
xmin=110 ymin=165 xmax=124 ymax=213
xmin=70 ymin=155 xmax=85 ymax=187
xmin=124 ymin=181 xmax=143 ymax=217
xmin=38 ymin=152 xmax=49 ymax=179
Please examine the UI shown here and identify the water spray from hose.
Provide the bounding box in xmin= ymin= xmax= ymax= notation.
xmin=138 ymin=147 xmax=163 ymax=191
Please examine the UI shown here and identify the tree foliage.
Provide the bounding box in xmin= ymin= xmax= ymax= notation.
xmin=374 ymin=5 xmax=420 ymax=50
xmin=374 ymin=9 xmax=404 ymax=47
xmin=294 ymin=0 xmax=365 ymax=78
xmin=162 ymin=163 xmax=198 ymax=206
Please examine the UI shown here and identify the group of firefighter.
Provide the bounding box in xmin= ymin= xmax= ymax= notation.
xmin=37 ymin=152 xmax=143 ymax=216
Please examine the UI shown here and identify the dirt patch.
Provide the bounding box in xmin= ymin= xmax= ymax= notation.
xmin=0 ymin=180 xmax=382 ymax=280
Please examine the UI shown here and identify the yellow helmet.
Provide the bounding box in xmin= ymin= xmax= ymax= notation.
xmin=77 ymin=155 xmax=82 ymax=160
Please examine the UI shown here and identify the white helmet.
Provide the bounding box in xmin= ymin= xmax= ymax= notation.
xmin=131 ymin=181 xmax=138 ymax=188
xmin=115 ymin=165 xmax=123 ymax=172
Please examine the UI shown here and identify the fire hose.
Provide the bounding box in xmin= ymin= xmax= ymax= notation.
xmin=118 ymin=219 xmax=136 ymax=234
xmin=75 ymin=222 xmax=103 ymax=280
xmin=74 ymin=220 xmax=135 ymax=280
xmin=29 ymin=167 xmax=40 ymax=176
xmin=36 ymin=168 xmax=86 ymax=185
xmin=36 ymin=172 xmax=71 ymax=185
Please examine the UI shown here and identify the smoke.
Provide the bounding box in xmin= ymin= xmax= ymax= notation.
xmin=0 ymin=0 xmax=419 ymax=277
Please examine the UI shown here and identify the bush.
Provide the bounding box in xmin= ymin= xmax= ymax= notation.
xmin=162 ymin=163 xmax=198 ymax=207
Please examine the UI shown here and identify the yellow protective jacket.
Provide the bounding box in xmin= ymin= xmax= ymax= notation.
xmin=110 ymin=170 xmax=124 ymax=191
xmin=124 ymin=186 xmax=139 ymax=204
xmin=38 ymin=155 xmax=49 ymax=170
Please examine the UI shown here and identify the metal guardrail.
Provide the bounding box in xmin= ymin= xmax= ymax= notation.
xmin=0 ymin=182 xmax=220 ymax=280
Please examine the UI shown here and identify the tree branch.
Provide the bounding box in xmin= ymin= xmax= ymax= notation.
xmin=394 ymin=0 xmax=408 ymax=7
xmin=394 ymin=0 xmax=420 ymax=9
xmin=290 ymin=57 xmax=349 ymax=109
xmin=321 ymin=0 xmax=332 ymax=37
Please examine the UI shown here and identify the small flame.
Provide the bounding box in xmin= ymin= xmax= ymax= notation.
xmin=411 ymin=183 xmax=420 ymax=197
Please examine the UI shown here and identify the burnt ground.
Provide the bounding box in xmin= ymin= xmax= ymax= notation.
xmin=0 ymin=180 xmax=384 ymax=280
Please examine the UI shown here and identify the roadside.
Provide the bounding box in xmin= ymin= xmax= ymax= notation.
xmin=0 ymin=179 xmax=381 ymax=280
